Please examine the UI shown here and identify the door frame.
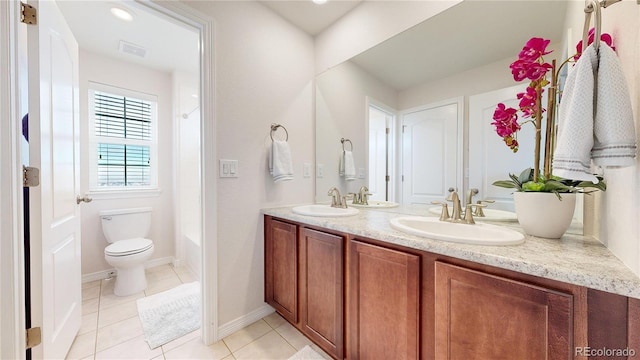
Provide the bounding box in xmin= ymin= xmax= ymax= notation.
xmin=0 ymin=1 xmax=219 ymax=357
xmin=0 ymin=1 xmax=27 ymax=358
xmin=134 ymin=0 xmax=218 ymax=346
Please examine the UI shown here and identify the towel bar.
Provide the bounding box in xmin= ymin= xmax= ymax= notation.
xmin=270 ymin=123 xmax=288 ymax=142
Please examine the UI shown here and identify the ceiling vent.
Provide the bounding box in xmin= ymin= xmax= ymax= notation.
xmin=118 ymin=40 xmax=146 ymax=58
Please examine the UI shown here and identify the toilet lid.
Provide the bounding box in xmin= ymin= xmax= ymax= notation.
xmin=105 ymin=238 xmax=153 ymax=257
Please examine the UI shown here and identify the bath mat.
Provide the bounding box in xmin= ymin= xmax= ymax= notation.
xmin=288 ymin=345 xmax=326 ymax=360
xmin=136 ymin=281 xmax=200 ymax=349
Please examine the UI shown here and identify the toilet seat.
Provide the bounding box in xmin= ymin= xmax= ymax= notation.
xmin=105 ymin=238 xmax=153 ymax=257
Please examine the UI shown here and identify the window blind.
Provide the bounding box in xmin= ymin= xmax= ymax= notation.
xmin=93 ymin=91 xmax=153 ymax=187
xmin=94 ymin=92 xmax=151 ymax=140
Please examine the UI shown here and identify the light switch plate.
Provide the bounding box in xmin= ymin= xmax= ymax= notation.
xmin=219 ymin=159 xmax=238 ymax=178
xmin=358 ymin=168 xmax=366 ymax=179
xmin=316 ymin=164 xmax=324 ymax=178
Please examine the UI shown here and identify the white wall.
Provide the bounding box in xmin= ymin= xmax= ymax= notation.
xmin=78 ymin=49 xmax=175 ymax=276
xmin=562 ymin=1 xmax=640 ymax=275
xmin=316 ymin=60 xmax=397 ymax=202
xmin=173 ymin=71 xmax=201 ymax=275
xmin=183 ymin=0 xmax=315 ymax=326
xmin=315 ymin=0 xmax=461 ymax=74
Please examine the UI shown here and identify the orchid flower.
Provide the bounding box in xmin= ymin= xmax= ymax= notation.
xmin=517 ymin=87 xmax=542 ymax=118
xmin=491 ymin=103 xmax=520 ymax=138
xmin=517 ymin=37 xmax=552 ymax=62
xmin=574 ymin=28 xmax=615 ymax=61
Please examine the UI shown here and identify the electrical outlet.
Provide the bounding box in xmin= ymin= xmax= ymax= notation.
xmin=317 ymin=164 xmax=324 ymax=178
xmin=358 ymin=167 xmax=366 ymax=179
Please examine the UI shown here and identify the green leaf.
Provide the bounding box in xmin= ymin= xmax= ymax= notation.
xmin=577 ymin=180 xmax=607 ymax=191
xmin=543 ymin=180 xmax=573 ymax=193
xmin=518 ymin=168 xmax=533 ymax=184
xmin=492 ymin=180 xmax=518 ymax=189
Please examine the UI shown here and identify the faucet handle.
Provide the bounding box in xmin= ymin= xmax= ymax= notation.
xmin=361 ymin=192 xmax=372 ymax=205
xmin=464 ymin=203 xmax=487 ymax=224
xmin=431 ymin=201 xmax=450 ymax=221
xmin=474 ymin=200 xmax=495 ymax=217
xmin=341 ymin=194 xmax=354 ymax=209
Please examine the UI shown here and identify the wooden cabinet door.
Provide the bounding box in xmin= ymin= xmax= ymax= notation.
xmin=300 ymin=228 xmax=344 ymax=359
xmin=434 ymin=262 xmax=573 ymax=360
xmin=349 ymin=240 xmax=420 ymax=359
xmin=265 ymin=218 xmax=298 ymax=324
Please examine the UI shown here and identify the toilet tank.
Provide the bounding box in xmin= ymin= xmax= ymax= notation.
xmin=100 ymin=207 xmax=152 ymax=243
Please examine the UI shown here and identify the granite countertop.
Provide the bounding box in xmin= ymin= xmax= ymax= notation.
xmin=262 ymin=204 xmax=640 ymax=300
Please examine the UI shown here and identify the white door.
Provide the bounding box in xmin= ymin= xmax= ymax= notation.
xmin=368 ymin=104 xmax=393 ymax=201
xmin=28 ymin=1 xmax=82 ymax=358
xmin=401 ymin=98 xmax=463 ymax=205
xmin=468 ymin=85 xmax=543 ymax=211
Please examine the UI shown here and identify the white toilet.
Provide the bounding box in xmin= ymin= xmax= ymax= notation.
xmin=100 ymin=207 xmax=155 ymax=296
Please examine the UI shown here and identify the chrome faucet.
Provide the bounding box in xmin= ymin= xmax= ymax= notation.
xmin=328 ymin=187 xmax=342 ymax=208
xmin=466 ymin=188 xmax=479 ymax=206
xmin=328 ymin=187 xmax=351 ymax=208
xmin=449 ymin=190 xmax=463 ymax=221
xmin=356 ymin=186 xmax=372 ymax=205
xmin=432 ymin=188 xmax=485 ymax=224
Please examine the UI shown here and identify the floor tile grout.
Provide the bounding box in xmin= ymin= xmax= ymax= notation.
xmin=73 ymin=264 xmax=310 ymax=360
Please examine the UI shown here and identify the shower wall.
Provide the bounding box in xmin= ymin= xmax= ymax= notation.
xmin=174 ymin=72 xmax=201 ymax=277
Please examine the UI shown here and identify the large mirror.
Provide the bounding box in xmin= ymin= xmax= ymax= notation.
xmin=315 ymin=1 xmax=570 ymax=210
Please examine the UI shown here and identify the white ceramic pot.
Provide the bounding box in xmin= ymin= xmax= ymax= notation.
xmin=513 ymin=192 xmax=576 ymax=239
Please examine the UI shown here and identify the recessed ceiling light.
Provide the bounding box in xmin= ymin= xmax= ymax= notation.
xmin=312 ymin=0 xmax=327 ymax=4
xmin=110 ymin=7 xmax=133 ymax=22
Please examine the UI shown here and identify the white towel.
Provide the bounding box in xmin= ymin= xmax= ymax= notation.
xmin=591 ymin=44 xmax=637 ymax=167
xmin=269 ymin=140 xmax=294 ymax=182
xmin=339 ymin=150 xmax=356 ymax=181
xmin=552 ymin=44 xmax=599 ymax=183
xmin=553 ymin=43 xmax=637 ymax=182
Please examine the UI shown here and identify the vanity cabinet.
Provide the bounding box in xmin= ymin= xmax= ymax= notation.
xmin=434 ymin=261 xmax=573 ymax=359
xmin=264 ymin=216 xmax=345 ymax=359
xmin=300 ymin=228 xmax=344 ymax=359
xmin=264 ymin=218 xmax=298 ymax=324
xmin=349 ymin=240 xmax=420 ymax=359
xmin=264 ymin=215 xmax=639 ymax=360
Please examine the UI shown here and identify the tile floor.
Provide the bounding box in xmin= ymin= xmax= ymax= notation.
xmin=68 ymin=264 xmax=331 ymax=360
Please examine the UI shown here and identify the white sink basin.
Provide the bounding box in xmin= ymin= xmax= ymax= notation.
xmin=292 ymin=204 xmax=359 ymax=217
xmin=390 ymin=216 xmax=524 ymax=245
xmin=427 ymin=207 xmax=517 ymax=222
xmin=349 ymin=200 xmax=399 ymax=208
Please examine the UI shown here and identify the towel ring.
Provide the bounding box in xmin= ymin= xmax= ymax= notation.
xmin=341 ymin=138 xmax=353 ymax=152
xmin=583 ymin=0 xmax=602 ymax=52
xmin=270 ymin=123 xmax=288 ymax=142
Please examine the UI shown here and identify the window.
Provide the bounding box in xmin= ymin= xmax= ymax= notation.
xmin=89 ymin=83 xmax=158 ymax=190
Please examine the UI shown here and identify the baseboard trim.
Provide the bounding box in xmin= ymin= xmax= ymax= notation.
xmin=217 ymin=304 xmax=275 ymax=340
xmin=81 ymin=256 xmax=175 ymax=283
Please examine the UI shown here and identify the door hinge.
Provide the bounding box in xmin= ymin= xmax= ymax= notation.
xmin=402 ymin=125 xmax=407 ymax=133
xmin=20 ymin=2 xmax=37 ymax=25
xmin=25 ymin=327 xmax=41 ymax=349
xmin=385 ymin=175 xmax=390 ymax=182
xmin=401 ymin=175 xmax=405 ymax=182
xmin=23 ymin=166 xmax=40 ymax=187
xmin=385 ymin=127 xmax=390 ymax=134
